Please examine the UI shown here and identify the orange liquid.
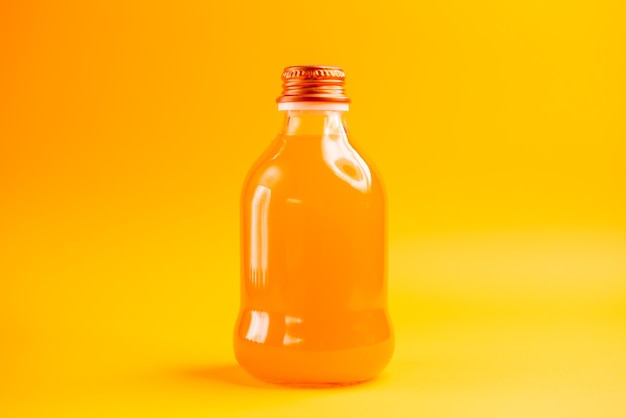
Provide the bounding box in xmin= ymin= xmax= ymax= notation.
xmin=234 ymin=119 xmax=393 ymax=385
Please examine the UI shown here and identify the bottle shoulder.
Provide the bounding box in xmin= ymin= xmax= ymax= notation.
xmin=242 ymin=134 xmax=384 ymax=199
xmin=241 ymin=137 xmax=283 ymax=186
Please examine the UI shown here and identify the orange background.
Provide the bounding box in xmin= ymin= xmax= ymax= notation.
xmin=1 ymin=0 xmax=626 ymax=416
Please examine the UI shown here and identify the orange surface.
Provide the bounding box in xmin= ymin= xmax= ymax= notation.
xmin=1 ymin=0 xmax=626 ymax=416
xmin=235 ymin=110 xmax=393 ymax=384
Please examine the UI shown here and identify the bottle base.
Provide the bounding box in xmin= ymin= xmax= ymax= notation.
xmin=259 ymin=378 xmax=371 ymax=389
xmin=234 ymin=336 xmax=393 ymax=386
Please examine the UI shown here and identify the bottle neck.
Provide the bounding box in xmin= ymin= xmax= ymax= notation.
xmin=279 ymin=107 xmax=349 ymax=137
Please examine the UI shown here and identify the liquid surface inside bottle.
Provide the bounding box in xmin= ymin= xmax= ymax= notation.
xmin=234 ymin=67 xmax=393 ymax=386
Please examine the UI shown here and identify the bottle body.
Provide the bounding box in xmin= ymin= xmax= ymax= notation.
xmin=234 ymin=109 xmax=393 ymax=385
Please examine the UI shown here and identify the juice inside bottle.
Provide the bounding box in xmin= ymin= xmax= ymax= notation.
xmin=234 ymin=66 xmax=393 ymax=386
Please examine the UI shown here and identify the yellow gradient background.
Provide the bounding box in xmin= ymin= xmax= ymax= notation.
xmin=1 ymin=0 xmax=625 ymax=416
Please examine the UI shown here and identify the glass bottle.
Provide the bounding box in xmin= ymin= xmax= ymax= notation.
xmin=234 ymin=66 xmax=393 ymax=386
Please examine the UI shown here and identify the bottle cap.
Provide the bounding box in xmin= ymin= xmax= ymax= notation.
xmin=277 ymin=65 xmax=351 ymax=104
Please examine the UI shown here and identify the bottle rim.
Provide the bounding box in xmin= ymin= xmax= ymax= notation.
xmin=277 ymin=102 xmax=350 ymax=111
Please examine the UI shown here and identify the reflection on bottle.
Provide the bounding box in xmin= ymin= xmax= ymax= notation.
xmin=250 ymin=185 xmax=271 ymax=289
xmin=322 ymin=115 xmax=371 ymax=192
xmin=246 ymin=310 xmax=270 ymax=343
xmin=286 ymin=113 xmax=301 ymax=135
xmin=283 ymin=315 xmax=303 ymax=346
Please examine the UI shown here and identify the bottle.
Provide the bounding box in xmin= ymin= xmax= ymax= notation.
xmin=234 ymin=65 xmax=393 ymax=386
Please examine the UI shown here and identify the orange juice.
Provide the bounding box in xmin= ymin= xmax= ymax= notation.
xmin=234 ymin=66 xmax=393 ymax=386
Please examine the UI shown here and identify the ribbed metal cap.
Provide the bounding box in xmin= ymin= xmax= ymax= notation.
xmin=276 ymin=65 xmax=351 ymax=103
